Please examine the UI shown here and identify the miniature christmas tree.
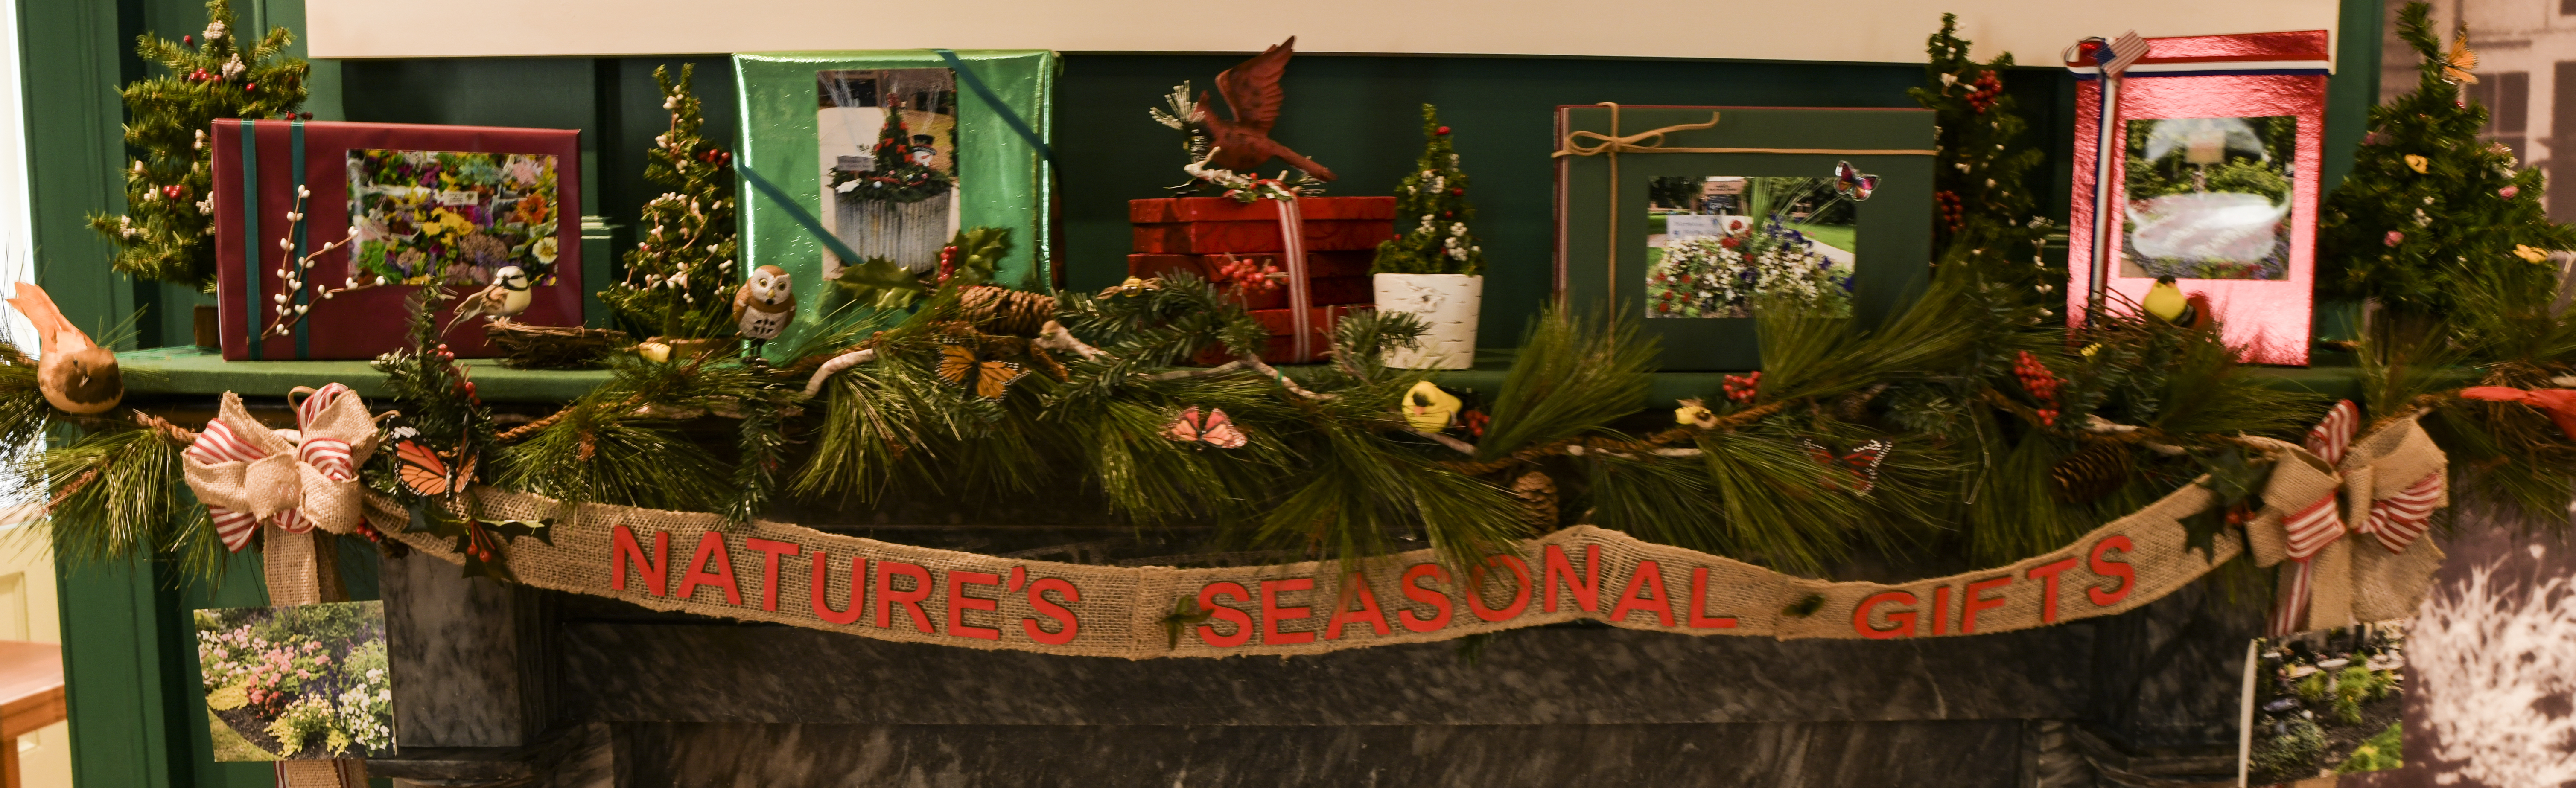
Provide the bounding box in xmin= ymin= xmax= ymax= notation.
xmin=2317 ymin=2 xmax=2576 ymax=319
xmin=601 ymin=64 xmax=741 ymax=340
xmin=1908 ymin=14 xmax=2050 ymax=286
xmin=86 ymin=0 xmax=308 ymax=288
xmin=832 ymin=105 xmax=952 ymax=204
xmin=1371 ymin=105 xmax=1486 ymax=276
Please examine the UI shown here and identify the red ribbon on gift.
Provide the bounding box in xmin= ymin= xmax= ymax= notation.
xmin=1271 ymin=195 xmax=1314 ymax=361
xmin=184 ymin=383 xmax=361 ymax=551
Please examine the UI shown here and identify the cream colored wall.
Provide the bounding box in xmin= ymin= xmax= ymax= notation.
xmin=0 ymin=525 xmax=70 ymax=788
xmin=306 ymin=0 xmax=2343 ymax=68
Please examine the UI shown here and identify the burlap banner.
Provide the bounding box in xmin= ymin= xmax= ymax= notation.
xmin=350 ymin=418 xmax=2445 ymax=660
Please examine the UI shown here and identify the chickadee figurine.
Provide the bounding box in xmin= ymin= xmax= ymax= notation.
xmin=733 ymin=265 xmax=794 ymax=341
xmin=5 ymin=282 xmax=123 ymax=414
xmin=475 ymin=265 xmax=535 ymax=320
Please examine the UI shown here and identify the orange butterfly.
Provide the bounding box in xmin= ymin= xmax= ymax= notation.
xmin=937 ymin=343 xmax=1027 ymax=400
xmin=1804 ymin=439 xmax=1890 ymax=496
xmin=394 ymin=439 xmax=477 ymax=499
xmin=2443 ymin=29 xmax=2478 ymax=85
xmin=1164 ymin=407 xmax=1247 ymax=448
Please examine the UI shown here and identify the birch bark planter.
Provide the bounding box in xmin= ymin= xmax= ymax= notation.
xmin=1374 ymin=273 xmax=1482 ymax=369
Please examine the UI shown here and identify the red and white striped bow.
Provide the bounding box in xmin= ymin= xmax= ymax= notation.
xmin=2267 ymin=401 xmax=2445 ymax=635
xmin=182 ymin=384 xmax=373 ymax=552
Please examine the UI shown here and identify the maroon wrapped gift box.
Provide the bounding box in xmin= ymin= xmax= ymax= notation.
xmin=212 ymin=120 xmax=583 ymax=361
xmin=1129 ymin=196 xmax=1393 ymax=254
xmin=1127 ymin=251 xmax=1373 ymax=311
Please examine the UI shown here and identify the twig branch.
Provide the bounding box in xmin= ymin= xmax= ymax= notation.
xmin=801 ymin=348 xmax=878 ymax=398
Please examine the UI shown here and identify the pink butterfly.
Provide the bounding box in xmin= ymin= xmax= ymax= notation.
xmin=1805 ymin=439 xmax=1892 ymax=495
xmin=1164 ymin=407 xmax=1247 ymax=449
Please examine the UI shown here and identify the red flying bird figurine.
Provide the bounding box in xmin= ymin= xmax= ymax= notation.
xmin=1196 ymin=37 xmax=1336 ymax=181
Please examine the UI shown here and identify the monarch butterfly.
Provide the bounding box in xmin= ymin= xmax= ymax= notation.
xmin=394 ymin=439 xmax=477 ymax=499
xmin=1163 ymin=407 xmax=1247 ymax=449
xmin=937 ymin=343 xmax=1027 ymax=401
xmin=2443 ymin=31 xmax=2478 ymax=85
xmin=1804 ymin=439 xmax=1892 ymax=496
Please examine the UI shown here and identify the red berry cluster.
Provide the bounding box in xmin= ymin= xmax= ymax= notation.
xmin=1448 ymin=187 xmax=1465 ymax=197
xmin=936 ymin=244 xmax=959 ymax=284
xmin=1966 ymin=71 xmax=2004 ymax=113
xmin=1459 ymin=410 xmax=1489 ymax=438
xmin=1935 ymin=190 xmax=1965 ymax=232
xmin=697 ymin=148 xmax=732 ymax=165
xmin=435 ymin=343 xmax=481 ymax=403
xmin=2012 ymin=350 xmax=2059 ymax=426
xmin=1435 ymin=125 xmax=1452 ymax=136
xmin=1722 ymin=371 xmax=1762 ymax=403
xmin=1214 ymin=255 xmax=1282 ymax=294
xmin=160 ymin=184 xmax=187 ymax=200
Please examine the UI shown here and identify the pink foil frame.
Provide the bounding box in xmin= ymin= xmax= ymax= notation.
xmin=2066 ymin=30 xmax=2332 ymax=365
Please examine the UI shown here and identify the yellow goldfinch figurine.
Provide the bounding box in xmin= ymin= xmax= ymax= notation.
xmin=1402 ymin=380 xmax=1461 ymax=433
xmin=5 ymin=282 xmax=123 ymax=414
xmin=2143 ymin=276 xmax=2203 ymax=328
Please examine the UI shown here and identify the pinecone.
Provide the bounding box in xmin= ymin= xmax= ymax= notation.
xmin=957 ymin=285 xmax=1056 ymax=337
xmin=1511 ymin=471 xmax=1559 ymax=529
xmin=2050 ymin=442 xmax=2132 ymax=504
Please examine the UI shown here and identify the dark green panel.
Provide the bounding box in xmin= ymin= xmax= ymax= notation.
xmin=19 ymin=0 xmax=131 ymax=338
xmin=2324 ymin=0 xmax=2383 ymax=191
xmin=1052 ymin=52 xmax=2032 ymax=345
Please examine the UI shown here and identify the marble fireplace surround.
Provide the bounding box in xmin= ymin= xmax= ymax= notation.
xmin=368 ymin=526 xmax=2261 ymax=788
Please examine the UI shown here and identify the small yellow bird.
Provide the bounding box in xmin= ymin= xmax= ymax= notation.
xmin=2142 ymin=276 xmax=2210 ymax=329
xmin=5 ymin=282 xmax=123 ymax=414
xmin=1402 ymin=380 xmax=1461 ymax=433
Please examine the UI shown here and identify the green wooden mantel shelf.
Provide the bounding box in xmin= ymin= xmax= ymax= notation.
xmin=120 ymin=346 xmax=2378 ymax=407
xmin=117 ymin=346 xmax=614 ymax=403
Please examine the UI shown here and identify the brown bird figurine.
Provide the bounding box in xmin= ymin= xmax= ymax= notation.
xmin=1199 ymin=37 xmax=1336 ymax=181
xmin=5 ymin=282 xmax=122 ymax=414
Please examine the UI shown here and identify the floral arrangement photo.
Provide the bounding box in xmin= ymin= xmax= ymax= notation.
xmin=347 ymin=149 xmax=561 ymax=286
xmin=193 ymin=601 xmax=394 ymax=762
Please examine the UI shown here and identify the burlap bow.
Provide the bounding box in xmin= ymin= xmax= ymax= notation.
xmin=182 ymin=384 xmax=380 ymax=552
xmin=2245 ymin=401 xmax=2448 ymax=636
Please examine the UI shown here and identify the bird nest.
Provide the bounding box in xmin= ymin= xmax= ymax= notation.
xmin=484 ymin=320 xmax=630 ymax=370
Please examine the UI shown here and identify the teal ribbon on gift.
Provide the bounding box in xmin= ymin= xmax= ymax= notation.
xmin=737 ymin=163 xmax=871 ymax=268
xmin=289 ymin=119 xmax=309 ymax=360
xmin=933 ymin=48 xmax=1054 ymax=168
xmin=239 ymin=120 xmax=263 ymax=360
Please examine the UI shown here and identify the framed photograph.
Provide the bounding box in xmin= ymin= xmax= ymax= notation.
xmin=194 ymin=601 xmax=394 ymax=762
xmin=347 ymin=149 xmax=563 ymax=287
xmin=815 ymin=68 xmax=961 ymax=281
xmin=2241 ymin=623 xmax=2409 ymax=784
xmin=2067 ymin=31 xmax=2331 ymax=365
xmin=1555 ymin=105 xmax=1934 ymax=371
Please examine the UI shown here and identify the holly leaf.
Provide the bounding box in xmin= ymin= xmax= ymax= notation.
xmin=1782 ymin=593 xmax=1826 ymax=618
xmin=2182 ymin=447 xmax=2270 ymax=560
xmin=479 ymin=518 xmax=554 ymax=547
xmin=1158 ymin=596 xmax=1215 ymax=650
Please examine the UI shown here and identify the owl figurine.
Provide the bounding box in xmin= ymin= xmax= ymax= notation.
xmin=734 ymin=265 xmax=795 ymax=341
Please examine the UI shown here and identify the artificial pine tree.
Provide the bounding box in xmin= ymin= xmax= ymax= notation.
xmin=1371 ymin=105 xmax=1485 ymax=275
xmin=86 ymin=0 xmax=307 ymax=288
xmin=833 ymin=105 xmax=952 ymax=203
xmin=601 ymin=64 xmax=741 ymax=341
xmin=1908 ymin=15 xmax=2051 ymax=287
xmin=2317 ymin=2 xmax=2576 ymax=318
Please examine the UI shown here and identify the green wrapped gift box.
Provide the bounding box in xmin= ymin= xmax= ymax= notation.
xmin=1553 ymin=105 xmax=1935 ymax=371
xmin=734 ymin=50 xmax=1055 ymax=347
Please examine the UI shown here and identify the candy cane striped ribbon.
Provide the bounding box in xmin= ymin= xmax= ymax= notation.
xmin=2267 ymin=491 xmax=2346 ymax=637
xmin=2304 ymin=399 xmax=2357 ymax=467
xmin=2357 ymin=471 xmax=2442 ymax=554
xmin=185 ymin=383 xmax=361 ymax=551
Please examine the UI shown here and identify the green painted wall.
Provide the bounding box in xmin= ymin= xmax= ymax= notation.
xmin=14 ymin=0 xmax=2386 ymax=784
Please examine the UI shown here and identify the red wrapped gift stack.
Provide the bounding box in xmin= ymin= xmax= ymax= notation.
xmin=1128 ymin=196 xmax=1392 ymax=363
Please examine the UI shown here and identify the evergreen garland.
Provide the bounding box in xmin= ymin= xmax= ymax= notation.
xmin=600 ymin=64 xmax=741 ymax=341
xmin=85 ymin=0 xmax=308 ymax=288
xmin=1371 ymin=105 xmax=1486 ymax=276
xmin=2318 ymin=2 xmax=2576 ymax=319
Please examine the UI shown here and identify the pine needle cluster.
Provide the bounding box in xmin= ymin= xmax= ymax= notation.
xmin=601 ymin=64 xmax=741 ymax=341
xmin=85 ymin=0 xmax=308 ymax=288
